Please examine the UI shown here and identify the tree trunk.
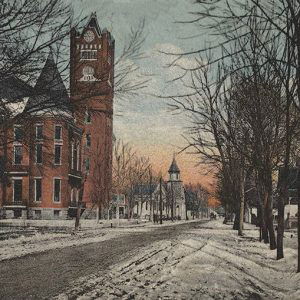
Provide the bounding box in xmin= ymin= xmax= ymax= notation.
xmin=265 ymin=191 xmax=277 ymax=250
xmin=277 ymin=188 xmax=285 ymax=259
xmin=233 ymin=201 xmax=240 ymax=230
xmin=297 ymin=168 xmax=300 ymax=272
xmin=238 ymin=169 xmax=245 ymax=236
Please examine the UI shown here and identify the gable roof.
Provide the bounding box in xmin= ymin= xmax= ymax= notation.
xmin=24 ymin=51 xmax=71 ymax=114
xmin=133 ymin=184 xmax=157 ymax=195
xmin=0 ymin=76 xmax=33 ymax=101
xmin=85 ymin=12 xmax=101 ymax=36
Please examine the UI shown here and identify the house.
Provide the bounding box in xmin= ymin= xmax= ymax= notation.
xmin=132 ymin=183 xmax=168 ymax=219
xmin=276 ymin=167 xmax=299 ymax=228
xmin=132 ymin=157 xmax=187 ymax=221
xmin=0 ymin=13 xmax=114 ymax=219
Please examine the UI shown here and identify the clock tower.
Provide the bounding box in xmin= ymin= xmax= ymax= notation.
xmin=70 ymin=12 xmax=114 ymax=212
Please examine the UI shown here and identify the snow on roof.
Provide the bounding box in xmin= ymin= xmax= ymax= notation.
xmin=25 ymin=51 xmax=71 ymax=115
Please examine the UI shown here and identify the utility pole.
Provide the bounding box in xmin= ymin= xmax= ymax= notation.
xmin=171 ymin=180 xmax=174 ymax=221
xmin=149 ymin=169 xmax=153 ymax=222
xmin=159 ymin=177 xmax=163 ymax=224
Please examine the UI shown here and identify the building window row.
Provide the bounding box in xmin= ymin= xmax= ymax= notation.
xmin=12 ymin=178 xmax=62 ymax=203
xmin=77 ymin=44 xmax=101 ymax=50
xmin=80 ymin=50 xmax=97 ymax=60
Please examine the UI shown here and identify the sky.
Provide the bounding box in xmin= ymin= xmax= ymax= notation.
xmin=70 ymin=0 xmax=214 ymax=188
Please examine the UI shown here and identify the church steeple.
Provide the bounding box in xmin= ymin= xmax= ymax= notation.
xmin=168 ymin=155 xmax=180 ymax=181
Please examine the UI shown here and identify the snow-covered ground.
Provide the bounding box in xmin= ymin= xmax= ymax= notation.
xmin=54 ymin=220 xmax=300 ymax=300
xmin=0 ymin=218 xmax=202 ymax=261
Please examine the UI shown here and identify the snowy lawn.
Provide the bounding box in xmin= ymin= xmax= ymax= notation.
xmin=54 ymin=220 xmax=300 ymax=300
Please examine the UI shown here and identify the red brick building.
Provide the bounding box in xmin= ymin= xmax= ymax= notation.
xmin=0 ymin=13 xmax=114 ymax=219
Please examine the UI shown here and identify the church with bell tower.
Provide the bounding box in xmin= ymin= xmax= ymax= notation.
xmin=70 ymin=12 xmax=114 ymax=211
xmin=167 ymin=156 xmax=186 ymax=220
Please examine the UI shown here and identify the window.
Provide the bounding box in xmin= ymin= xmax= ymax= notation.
xmin=85 ymin=110 xmax=92 ymax=124
xmin=53 ymin=178 xmax=61 ymax=202
xmin=14 ymin=145 xmax=22 ymax=164
xmin=76 ymin=144 xmax=80 ymax=171
xmin=34 ymin=210 xmax=41 ymax=219
xmin=71 ymin=188 xmax=79 ymax=203
xmin=54 ymin=125 xmax=62 ymax=140
xmin=73 ymin=144 xmax=77 ymax=170
xmin=35 ymin=125 xmax=43 ymax=140
xmin=13 ymin=179 xmax=22 ymax=203
xmin=84 ymin=157 xmax=90 ymax=174
xmin=80 ymin=66 xmax=97 ymax=82
xmin=54 ymin=145 xmax=62 ymax=165
xmin=34 ymin=178 xmax=42 ymax=202
xmin=54 ymin=210 xmax=60 ymax=218
xmin=86 ymin=134 xmax=91 ymax=147
xmin=80 ymin=50 xmax=97 ymax=60
xmin=35 ymin=144 xmax=42 ymax=164
xmin=14 ymin=126 xmax=23 ymax=141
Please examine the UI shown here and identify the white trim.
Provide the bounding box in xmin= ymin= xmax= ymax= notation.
xmin=71 ymin=142 xmax=74 ymax=169
xmin=7 ymin=171 xmax=28 ymax=175
xmin=68 ymin=173 xmax=82 ymax=179
xmin=3 ymin=205 xmax=26 ymax=209
xmin=53 ymin=177 xmax=62 ymax=203
xmin=70 ymin=188 xmax=74 ymax=202
xmin=76 ymin=189 xmax=80 ymax=203
xmin=76 ymin=143 xmax=80 ymax=171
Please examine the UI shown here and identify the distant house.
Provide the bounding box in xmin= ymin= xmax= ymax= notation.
xmin=276 ymin=167 xmax=298 ymax=228
xmin=132 ymin=183 xmax=167 ymax=219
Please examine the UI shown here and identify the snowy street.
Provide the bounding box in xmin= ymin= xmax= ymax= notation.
xmin=1 ymin=219 xmax=299 ymax=300
xmin=54 ymin=220 xmax=299 ymax=300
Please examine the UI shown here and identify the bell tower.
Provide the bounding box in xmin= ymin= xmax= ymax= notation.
xmin=70 ymin=12 xmax=114 ymax=209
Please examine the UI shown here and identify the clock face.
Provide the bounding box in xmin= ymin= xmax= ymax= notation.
xmin=84 ymin=30 xmax=95 ymax=43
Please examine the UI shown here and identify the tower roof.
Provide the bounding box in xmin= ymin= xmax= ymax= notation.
xmin=85 ymin=12 xmax=101 ymax=36
xmin=25 ymin=50 xmax=71 ymax=114
xmin=168 ymin=157 xmax=180 ymax=173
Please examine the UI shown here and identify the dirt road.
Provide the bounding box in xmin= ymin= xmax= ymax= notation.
xmin=0 ymin=221 xmax=207 ymax=300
